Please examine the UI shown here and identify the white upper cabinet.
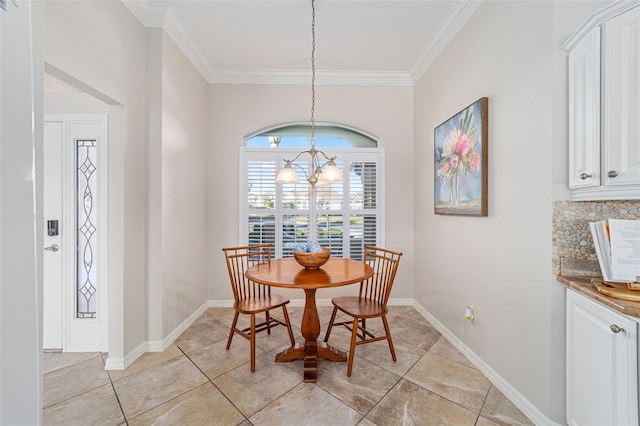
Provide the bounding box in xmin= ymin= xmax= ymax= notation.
xmin=602 ymin=9 xmax=640 ymax=190
xmin=568 ymin=28 xmax=600 ymax=190
xmin=564 ymin=2 xmax=640 ymax=200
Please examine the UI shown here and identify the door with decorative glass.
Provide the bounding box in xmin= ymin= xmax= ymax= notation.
xmin=43 ymin=114 xmax=108 ymax=352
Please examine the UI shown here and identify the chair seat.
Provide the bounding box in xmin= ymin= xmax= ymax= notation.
xmin=235 ymin=295 xmax=290 ymax=314
xmin=331 ymin=296 xmax=386 ymax=318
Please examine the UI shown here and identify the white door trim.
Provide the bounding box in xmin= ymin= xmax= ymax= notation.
xmin=45 ymin=113 xmax=109 ymax=352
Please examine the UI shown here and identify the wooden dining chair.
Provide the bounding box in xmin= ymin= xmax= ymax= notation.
xmin=323 ymin=245 xmax=403 ymax=377
xmin=222 ymin=244 xmax=295 ymax=372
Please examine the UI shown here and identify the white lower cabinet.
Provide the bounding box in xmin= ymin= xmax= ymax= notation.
xmin=566 ymin=289 xmax=638 ymax=426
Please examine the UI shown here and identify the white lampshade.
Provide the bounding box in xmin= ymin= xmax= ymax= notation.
xmin=315 ymin=176 xmax=330 ymax=186
xmin=275 ymin=163 xmax=300 ymax=183
xmin=318 ymin=161 xmax=343 ymax=183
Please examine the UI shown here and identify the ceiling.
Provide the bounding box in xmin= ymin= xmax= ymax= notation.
xmin=123 ymin=0 xmax=482 ymax=85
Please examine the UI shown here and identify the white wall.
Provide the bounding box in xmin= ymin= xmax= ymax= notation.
xmin=414 ymin=0 xmax=556 ymax=421
xmin=208 ymin=84 xmax=414 ymax=303
xmin=0 ymin=1 xmax=42 ymax=424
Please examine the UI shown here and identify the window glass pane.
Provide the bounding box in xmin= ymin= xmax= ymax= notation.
xmin=316 ymin=161 xmax=344 ymax=210
xmin=77 ymin=139 xmax=98 ymax=318
xmin=248 ymin=161 xmax=276 ymax=209
xmin=281 ymin=162 xmax=310 ymax=210
xmin=316 ymin=214 xmax=344 ymax=257
xmin=248 ymin=214 xmax=276 ymax=246
xmin=246 ymin=123 xmax=377 ymax=148
xmin=349 ymin=214 xmax=377 ymax=260
xmin=350 ymin=162 xmax=377 ymax=209
xmin=282 ymin=215 xmax=310 ymax=257
xmin=248 ymin=135 xmax=353 ymax=149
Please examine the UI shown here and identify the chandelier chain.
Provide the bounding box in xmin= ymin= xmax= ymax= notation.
xmin=310 ymin=0 xmax=316 ymax=147
xmin=274 ymin=0 xmax=344 ymax=187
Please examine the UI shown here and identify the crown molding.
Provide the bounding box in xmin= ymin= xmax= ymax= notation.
xmin=162 ymin=8 xmax=215 ymax=82
xmin=208 ymin=69 xmax=413 ymax=86
xmin=121 ymin=0 xmax=166 ymax=27
xmin=561 ymin=0 xmax=640 ymax=51
xmin=409 ymin=0 xmax=484 ymax=83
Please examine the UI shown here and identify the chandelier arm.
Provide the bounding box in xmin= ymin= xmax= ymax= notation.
xmin=283 ymin=149 xmax=311 ymax=164
xmin=281 ymin=149 xmax=336 ymax=177
xmin=288 ymin=161 xmax=311 ymax=179
xmin=318 ymin=159 xmax=336 ymax=169
xmin=314 ymin=149 xmax=337 ymax=162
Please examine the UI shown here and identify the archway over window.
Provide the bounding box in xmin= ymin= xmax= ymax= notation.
xmin=246 ymin=122 xmax=378 ymax=149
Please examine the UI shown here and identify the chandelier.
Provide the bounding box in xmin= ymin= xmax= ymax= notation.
xmin=275 ymin=0 xmax=344 ymax=187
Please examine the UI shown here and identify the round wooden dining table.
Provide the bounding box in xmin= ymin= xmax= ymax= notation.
xmin=245 ymin=257 xmax=373 ymax=382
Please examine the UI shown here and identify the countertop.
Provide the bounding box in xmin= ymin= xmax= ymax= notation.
xmin=558 ymin=275 xmax=640 ymax=319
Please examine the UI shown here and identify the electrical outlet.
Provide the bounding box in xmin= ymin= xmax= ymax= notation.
xmin=465 ymin=305 xmax=477 ymax=323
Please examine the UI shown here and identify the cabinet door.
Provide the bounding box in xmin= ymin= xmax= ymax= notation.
xmin=602 ymin=7 xmax=640 ymax=188
xmin=566 ymin=289 xmax=638 ymax=426
xmin=568 ymin=28 xmax=600 ymax=189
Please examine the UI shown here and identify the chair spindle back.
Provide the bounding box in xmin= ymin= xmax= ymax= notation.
xmin=223 ymin=244 xmax=272 ymax=303
xmin=360 ymin=245 xmax=403 ymax=305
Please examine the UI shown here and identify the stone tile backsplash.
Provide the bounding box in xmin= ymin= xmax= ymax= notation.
xmin=552 ymin=200 xmax=640 ymax=275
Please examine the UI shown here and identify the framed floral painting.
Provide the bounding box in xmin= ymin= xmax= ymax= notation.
xmin=434 ymin=97 xmax=488 ymax=216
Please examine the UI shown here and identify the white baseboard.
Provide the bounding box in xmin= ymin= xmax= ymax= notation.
xmin=106 ymin=300 xmax=215 ymax=370
xmin=104 ymin=356 xmax=125 ymax=370
xmin=412 ymin=300 xmax=561 ymax=426
xmin=208 ymin=299 xmax=234 ymax=308
xmin=388 ymin=298 xmax=414 ymax=306
xmin=155 ymin=301 xmax=212 ymax=351
xmin=104 ymin=340 xmax=145 ymax=371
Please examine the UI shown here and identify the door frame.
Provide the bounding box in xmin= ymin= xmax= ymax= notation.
xmin=45 ymin=113 xmax=109 ymax=352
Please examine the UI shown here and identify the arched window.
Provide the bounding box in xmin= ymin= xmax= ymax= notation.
xmin=241 ymin=123 xmax=384 ymax=260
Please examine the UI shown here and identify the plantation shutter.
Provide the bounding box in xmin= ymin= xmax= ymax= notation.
xmin=241 ymin=149 xmax=384 ymax=260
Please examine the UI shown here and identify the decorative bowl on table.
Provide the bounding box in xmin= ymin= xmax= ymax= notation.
xmin=293 ymin=247 xmax=331 ymax=269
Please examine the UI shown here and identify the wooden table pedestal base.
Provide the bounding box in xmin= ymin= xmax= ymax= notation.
xmin=274 ymin=288 xmax=346 ymax=382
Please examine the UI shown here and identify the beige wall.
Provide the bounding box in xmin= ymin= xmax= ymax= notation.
xmin=414 ymin=0 xmax=555 ymax=420
xmin=414 ymin=1 xmax=610 ymax=422
xmin=160 ymin=32 xmax=209 ymax=336
xmin=207 ymin=84 xmax=414 ymax=303
xmin=145 ymin=29 xmax=209 ymax=344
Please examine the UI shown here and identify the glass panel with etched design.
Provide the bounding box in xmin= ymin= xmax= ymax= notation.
xmin=76 ymin=139 xmax=97 ymax=318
